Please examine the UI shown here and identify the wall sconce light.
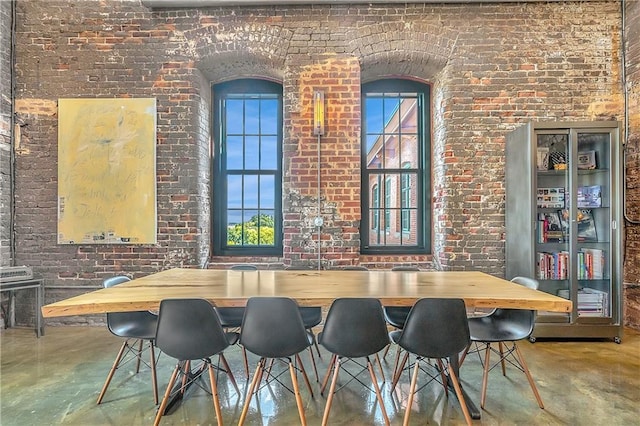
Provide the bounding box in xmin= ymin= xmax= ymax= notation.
xmin=313 ymin=90 xmax=325 ymax=136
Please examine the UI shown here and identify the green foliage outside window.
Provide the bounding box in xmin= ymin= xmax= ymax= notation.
xmin=227 ymin=214 xmax=275 ymax=245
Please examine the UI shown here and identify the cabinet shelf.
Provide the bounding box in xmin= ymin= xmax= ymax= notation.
xmin=506 ymin=121 xmax=622 ymax=342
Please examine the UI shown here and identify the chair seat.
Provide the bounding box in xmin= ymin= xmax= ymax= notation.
xmin=383 ymin=306 xmax=410 ymax=329
xmin=299 ymin=306 xmax=322 ymax=328
xmin=468 ymin=311 xmax=533 ymax=343
xmin=214 ymin=307 xmax=245 ymax=328
xmin=108 ymin=312 xmax=157 ymax=339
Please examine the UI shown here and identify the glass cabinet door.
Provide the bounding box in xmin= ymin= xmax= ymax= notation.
xmin=535 ymin=130 xmax=571 ymax=321
xmin=571 ymin=129 xmax=613 ymax=321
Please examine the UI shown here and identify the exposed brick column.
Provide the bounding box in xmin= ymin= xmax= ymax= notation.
xmin=283 ymin=57 xmax=361 ymax=268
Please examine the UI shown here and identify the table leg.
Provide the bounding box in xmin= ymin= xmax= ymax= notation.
xmin=36 ymin=284 xmax=44 ymax=337
xmin=449 ymin=355 xmax=481 ymax=420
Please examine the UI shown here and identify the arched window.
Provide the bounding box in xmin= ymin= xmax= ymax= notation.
xmin=361 ymin=79 xmax=431 ymax=253
xmin=212 ymin=79 xmax=283 ymax=255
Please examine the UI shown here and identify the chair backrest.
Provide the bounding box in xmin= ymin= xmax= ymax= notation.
xmin=489 ymin=277 xmax=538 ymax=339
xmin=391 ymin=266 xmax=421 ymax=271
xmin=397 ymin=298 xmax=470 ymax=359
xmin=511 ymin=276 xmax=539 ymax=290
xmin=155 ymin=298 xmax=231 ymax=360
xmin=104 ymin=276 xmax=156 ymax=338
xmin=240 ymin=297 xmax=310 ymax=358
xmin=103 ymin=275 xmax=131 ymax=288
xmin=320 ymin=298 xmax=389 ymax=358
xmin=230 ymin=264 xmax=258 ymax=271
xmin=340 ymin=266 xmax=369 ymax=271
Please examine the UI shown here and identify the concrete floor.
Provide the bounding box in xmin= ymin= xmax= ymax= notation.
xmin=1 ymin=325 xmax=639 ymax=425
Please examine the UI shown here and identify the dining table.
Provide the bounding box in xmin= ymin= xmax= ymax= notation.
xmin=41 ymin=267 xmax=572 ymax=318
xmin=41 ymin=267 xmax=572 ymax=421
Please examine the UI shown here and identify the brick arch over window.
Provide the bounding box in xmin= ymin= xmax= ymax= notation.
xmin=179 ymin=27 xmax=292 ymax=266
xmin=186 ymin=24 xmax=293 ymax=82
xmin=346 ymin=22 xmax=457 ymax=81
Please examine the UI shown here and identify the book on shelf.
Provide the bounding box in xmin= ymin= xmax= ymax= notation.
xmin=537 ymin=250 xmax=569 ymax=280
xmin=537 ymin=212 xmax=564 ymax=243
xmin=578 ymin=248 xmax=605 ymax=280
xmin=559 ymin=288 xmax=609 ymax=317
xmin=577 ymin=209 xmax=597 ymax=242
xmin=577 ymin=185 xmax=602 ymax=208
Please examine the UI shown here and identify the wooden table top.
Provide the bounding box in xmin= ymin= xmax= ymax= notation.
xmin=41 ymin=268 xmax=572 ymax=318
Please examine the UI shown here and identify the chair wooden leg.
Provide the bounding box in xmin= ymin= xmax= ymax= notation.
xmin=238 ymin=358 xmax=265 ymax=425
xmin=320 ymin=354 xmax=337 ymax=395
xmin=448 ymin=363 xmax=473 ymax=426
xmin=154 ymin=363 xmax=180 ymax=426
xmin=308 ymin=346 xmax=320 ymax=382
xmin=181 ymin=360 xmax=191 ymax=395
xmin=150 ymin=342 xmax=158 ymax=405
xmin=97 ymin=340 xmax=128 ymax=404
xmin=402 ymin=357 xmax=420 ymax=426
xmin=499 ymin=341 xmax=506 ymax=376
xmin=481 ymin=343 xmax=491 ymax=409
xmin=289 ymin=361 xmax=307 ymax=426
xmin=219 ymin=353 xmax=240 ymax=394
xmin=295 ymin=353 xmax=314 ymax=397
xmin=242 ymin=346 xmax=249 ymax=378
xmin=391 ymin=351 xmax=409 ymax=392
xmin=392 ymin=344 xmax=402 ymax=377
xmin=382 ymin=343 xmax=391 ymax=360
xmin=135 ymin=339 xmax=143 ymax=373
xmin=458 ymin=343 xmax=471 ymax=366
xmin=375 ymin=353 xmax=386 ymax=383
xmin=514 ymin=343 xmax=544 ymax=409
xmin=322 ymin=357 xmax=341 ymax=426
xmin=207 ymin=362 xmax=223 ymax=426
xmin=436 ymin=359 xmax=449 ymax=397
xmin=367 ymin=357 xmax=390 ymax=426
xmin=309 ymin=329 xmax=322 ymax=358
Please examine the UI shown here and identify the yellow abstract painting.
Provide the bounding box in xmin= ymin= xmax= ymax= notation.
xmin=57 ymin=98 xmax=157 ymax=244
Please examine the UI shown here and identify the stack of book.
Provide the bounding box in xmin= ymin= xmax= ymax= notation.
xmin=558 ymin=288 xmax=609 ymax=317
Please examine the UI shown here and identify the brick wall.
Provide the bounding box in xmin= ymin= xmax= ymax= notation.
xmin=9 ymin=1 xmax=628 ymax=325
xmin=0 ymin=0 xmax=13 ymax=266
xmin=624 ymin=0 xmax=640 ymax=329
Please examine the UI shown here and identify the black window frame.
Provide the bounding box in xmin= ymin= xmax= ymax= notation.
xmin=212 ymin=79 xmax=283 ymax=256
xmin=361 ymin=79 xmax=431 ymax=254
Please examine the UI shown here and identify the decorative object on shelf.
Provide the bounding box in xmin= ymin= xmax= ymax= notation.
xmin=536 ymin=147 xmax=549 ymax=171
xmin=536 ymin=187 xmax=565 ymax=208
xmin=577 ymin=150 xmax=597 ymax=170
xmin=550 ymin=150 xmax=567 ymax=170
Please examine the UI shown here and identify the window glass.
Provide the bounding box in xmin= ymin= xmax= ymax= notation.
xmin=361 ymin=79 xmax=431 ymax=253
xmin=213 ymin=80 xmax=283 ymax=255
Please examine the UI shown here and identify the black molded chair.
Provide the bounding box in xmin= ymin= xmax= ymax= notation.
xmin=153 ymin=298 xmax=240 ymax=426
xmin=465 ymin=276 xmax=544 ymax=410
xmin=318 ymin=298 xmax=390 ymax=426
xmin=391 ymin=298 xmax=473 ymax=426
xmin=214 ymin=264 xmax=257 ymax=377
xmin=97 ymin=276 xmax=159 ymax=405
xmin=238 ymin=297 xmax=314 ymax=425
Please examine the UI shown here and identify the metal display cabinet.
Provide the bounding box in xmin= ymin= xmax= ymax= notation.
xmin=505 ymin=121 xmax=622 ymax=343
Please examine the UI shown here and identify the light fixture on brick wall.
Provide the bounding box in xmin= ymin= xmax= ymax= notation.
xmin=313 ymin=89 xmax=325 ymax=270
xmin=313 ymin=90 xmax=325 ymax=136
